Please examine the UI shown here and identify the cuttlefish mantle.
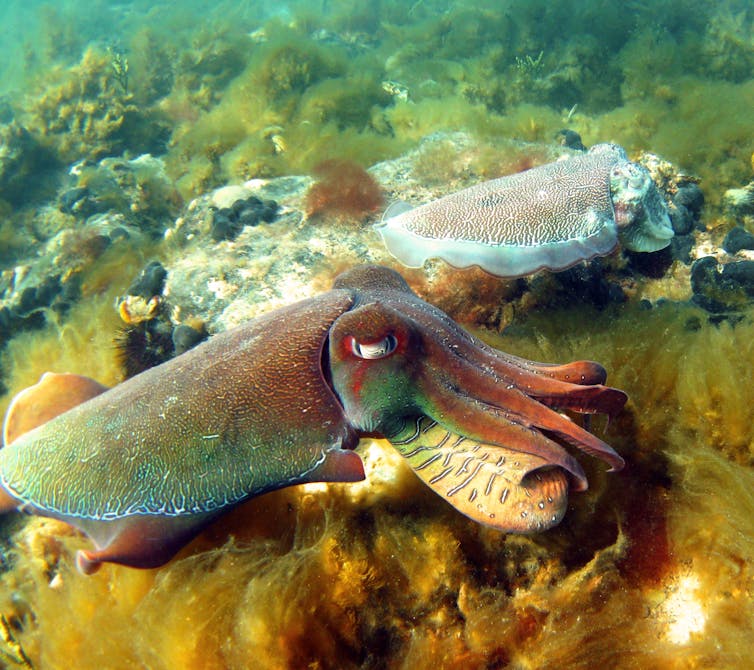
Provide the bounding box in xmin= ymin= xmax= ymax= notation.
xmin=376 ymin=143 xmax=674 ymax=278
xmin=0 ymin=265 xmax=626 ymax=574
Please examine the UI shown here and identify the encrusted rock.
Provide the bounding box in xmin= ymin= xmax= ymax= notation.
xmin=0 ymin=122 xmax=54 ymax=205
xmin=691 ymin=256 xmax=754 ymax=313
xmin=66 ymin=154 xmax=181 ymax=235
xmin=210 ymin=195 xmax=279 ymax=242
xmin=724 ymin=181 xmax=754 ymax=217
xmin=722 ymin=226 xmax=754 ymax=254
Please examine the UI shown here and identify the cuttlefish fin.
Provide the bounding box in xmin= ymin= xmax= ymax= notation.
xmin=0 ymin=486 xmax=19 ymax=513
xmin=382 ymin=200 xmax=414 ymax=221
xmin=71 ymin=512 xmax=221 ymax=575
xmin=389 ymin=417 xmax=569 ymax=532
xmin=2 ymin=372 xmax=109 ymax=447
xmin=47 ymin=449 xmax=364 ymax=576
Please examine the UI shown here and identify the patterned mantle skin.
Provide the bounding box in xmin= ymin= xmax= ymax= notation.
xmin=377 ymin=144 xmax=674 ymax=277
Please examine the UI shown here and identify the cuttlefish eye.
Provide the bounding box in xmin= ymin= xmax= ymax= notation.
xmin=628 ymin=170 xmax=646 ymax=189
xmin=349 ymin=334 xmax=398 ymax=359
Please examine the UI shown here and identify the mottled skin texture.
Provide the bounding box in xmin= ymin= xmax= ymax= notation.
xmin=0 ymin=265 xmax=626 ymax=574
xmin=396 ymin=147 xmax=621 ymax=246
xmin=377 ymin=143 xmax=674 ymax=277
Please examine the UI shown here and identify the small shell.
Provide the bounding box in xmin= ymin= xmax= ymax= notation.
xmin=118 ymin=295 xmax=161 ymax=324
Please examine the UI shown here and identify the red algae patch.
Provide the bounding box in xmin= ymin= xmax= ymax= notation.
xmin=305 ymin=159 xmax=384 ymax=220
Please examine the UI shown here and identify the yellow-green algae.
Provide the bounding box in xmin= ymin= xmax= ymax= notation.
xmin=0 ymin=238 xmax=157 ymax=402
xmin=2 ymin=301 xmax=754 ymax=669
xmin=3 ymin=1 xmax=754 ymax=215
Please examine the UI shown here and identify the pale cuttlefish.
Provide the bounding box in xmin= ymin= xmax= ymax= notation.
xmin=376 ymin=143 xmax=674 ymax=278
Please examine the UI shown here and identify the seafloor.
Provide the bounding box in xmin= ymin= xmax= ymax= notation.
xmin=1 ymin=1 xmax=754 ymax=669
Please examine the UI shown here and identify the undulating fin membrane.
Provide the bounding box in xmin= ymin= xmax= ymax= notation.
xmin=388 ymin=416 xmax=568 ymax=532
xmin=2 ymin=372 xmax=109 ymax=447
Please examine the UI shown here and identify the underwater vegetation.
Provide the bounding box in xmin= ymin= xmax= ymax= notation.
xmin=1 ymin=302 xmax=754 ymax=668
xmin=306 ymin=159 xmax=384 ymax=219
xmin=23 ymin=47 xmax=169 ymax=166
xmin=1 ymin=0 xmax=754 ymax=667
xmin=0 ymin=0 xmax=751 ymax=211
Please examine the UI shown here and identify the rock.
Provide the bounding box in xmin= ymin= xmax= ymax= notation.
xmin=723 ymin=182 xmax=754 ymax=217
xmin=0 ymin=209 xmax=143 ymax=346
xmin=626 ymin=247 xmax=674 ymax=278
xmin=164 ymin=173 xmax=373 ymax=332
xmin=211 ymin=184 xmax=254 ymax=209
xmin=722 ymin=226 xmax=754 ymax=254
xmin=67 ymin=154 xmax=182 ymax=235
xmin=0 ymin=265 xmax=81 ymax=346
xmin=691 ymin=256 xmax=754 ymax=313
xmin=0 ymin=122 xmax=56 ymax=205
xmin=127 ymin=261 xmax=168 ymax=299
xmin=669 ymin=234 xmax=694 ymax=264
xmin=674 ymin=182 xmax=704 ymax=216
xmin=669 ymin=203 xmax=694 ymax=236
xmin=669 ymin=183 xmax=705 ymax=236
xmin=533 ymin=260 xmax=626 ymax=310
xmin=0 ymin=306 xmax=11 ymax=348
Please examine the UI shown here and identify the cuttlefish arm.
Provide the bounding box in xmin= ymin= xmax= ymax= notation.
xmin=390 ymin=416 xmax=569 ymax=532
xmin=329 ymin=265 xmax=626 ymax=522
xmin=383 ymin=285 xmax=627 ymax=420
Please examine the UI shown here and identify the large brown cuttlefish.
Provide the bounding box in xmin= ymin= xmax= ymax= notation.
xmin=0 ymin=265 xmax=626 ymax=574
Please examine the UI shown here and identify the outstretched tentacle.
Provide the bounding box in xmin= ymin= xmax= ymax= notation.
xmin=415 ymin=334 xmax=625 ymax=473
xmin=396 ymin=299 xmax=626 ymax=418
